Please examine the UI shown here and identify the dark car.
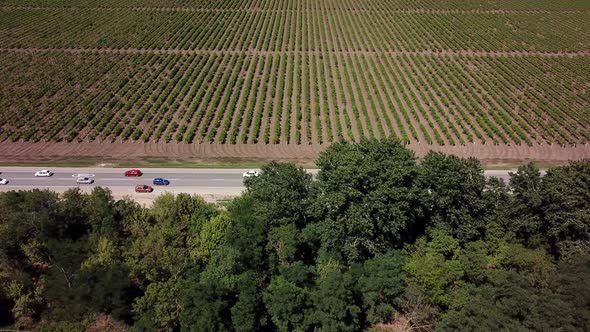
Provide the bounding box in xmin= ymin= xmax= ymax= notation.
xmin=153 ymin=178 xmax=170 ymax=185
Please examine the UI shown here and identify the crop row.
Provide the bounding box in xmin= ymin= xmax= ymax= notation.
xmin=3 ymin=0 xmax=589 ymax=11
xmin=1 ymin=6 xmax=588 ymax=52
xmin=1 ymin=51 xmax=588 ymax=146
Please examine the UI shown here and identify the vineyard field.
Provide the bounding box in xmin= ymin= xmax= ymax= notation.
xmin=0 ymin=0 xmax=589 ymax=150
xmin=2 ymin=0 xmax=590 ymax=11
xmin=1 ymin=8 xmax=589 ymax=52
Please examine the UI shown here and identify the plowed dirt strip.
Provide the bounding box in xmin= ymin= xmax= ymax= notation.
xmin=0 ymin=141 xmax=588 ymax=165
xmin=1 ymin=48 xmax=588 ymax=57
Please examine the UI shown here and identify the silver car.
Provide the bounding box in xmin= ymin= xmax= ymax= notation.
xmin=35 ymin=170 xmax=53 ymax=177
xmin=242 ymin=170 xmax=260 ymax=178
xmin=76 ymin=177 xmax=94 ymax=184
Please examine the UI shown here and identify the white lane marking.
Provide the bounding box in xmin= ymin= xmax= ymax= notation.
xmin=72 ymin=174 xmax=95 ymax=178
xmin=10 ymin=178 xmax=181 ymax=181
xmin=2 ymin=185 xmax=97 ymax=188
xmin=211 ymin=179 xmax=225 ymax=181
xmin=12 ymin=177 xmax=70 ymax=180
xmin=95 ymin=178 xmax=180 ymax=181
xmin=0 ymin=185 xmax=245 ymax=190
xmin=11 ymin=177 xmax=182 ymax=182
xmin=12 ymin=177 xmax=99 ymax=180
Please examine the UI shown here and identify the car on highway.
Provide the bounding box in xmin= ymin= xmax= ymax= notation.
xmin=35 ymin=170 xmax=53 ymax=177
xmin=243 ymin=170 xmax=260 ymax=177
xmin=125 ymin=169 xmax=143 ymax=177
xmin=153 ymin=178 xmax=170 ymax=186
xmin=0 ymin=178 xmax=8 ymax=185
xmin=135 ymin=185 xmax=153 ymax=193
xmin=76 ymin=177 xmax=94 ymax=184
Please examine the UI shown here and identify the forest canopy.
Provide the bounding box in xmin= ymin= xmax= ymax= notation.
xmin=1 ymin=139 xmax=589 ymax=331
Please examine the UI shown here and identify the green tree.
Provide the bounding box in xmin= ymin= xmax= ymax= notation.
xmin=492 ymin=242 xmax=555 ymax=288
xmin=179 ymin=277 xmax=233 ymax=332
xmin=505 ymin=164 xmax=545 ymax=246
xmin=85 ymin=187 xmax=118 ymax=239
xmin=224 ymin=195 xmax=269 ymax=278
xmin=126 ymin=194 xmax=218 ymax=329
xmin=0 ymin=189 xmax=137 ymax=326
xmin=356 ymin=250 xmax=406 ymax=325
xmin=553 ymin=255 xmax=590 ymax=330
xmin=268 ymin=223 xmax=300 ymax=265
xmin=70 ymin=262 xmax=132 ymax=320
xmin=196 ymin=194 xmax=283 ymax=331
xmin=126 ymin=193 xmax=215 ymax=285
xmin=263 ymin=276 xmax=310 ymax=332
xmin=132 ymin=278 xmax=186 ymax=331
xmin=231 ymin=272 xmax=264 ymax=332
xmin=308 ymin=268 xmax=361 ymax=332
xmin=404 ymin=230 xmax=464 ymax=307
xmin=243 ymin=162 xmax=317 ymax=270
xmin=0 ymin=190 xmax=60 ymax=325
xmin=190 ymin=211 xmax=232 ymax=264
xmin=457 ymin=240 xmax=489 ymax=285
xmin=437 ymin=270 xmax=575 ymax=332
xmin=43 ymin=238 xmax=90 ymax=319
xmin=245 ymin=161 xmax=313 ymax=229
xmin=541 ymin=161 xmax=590 ymax=258
xmin=417 ymin=152 xmax=487 ymax=243
xmin=316 ymin=138 xmax=421 ymax=264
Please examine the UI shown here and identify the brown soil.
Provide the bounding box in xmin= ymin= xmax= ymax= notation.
xmin=0 ymin=141 xmax=588 ymax=166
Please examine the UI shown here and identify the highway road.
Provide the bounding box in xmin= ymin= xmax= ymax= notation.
xmin=0 ymin=167 xmax=517 ymax=203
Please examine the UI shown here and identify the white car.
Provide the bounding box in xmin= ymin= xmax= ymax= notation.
xmin=35 ymin=170 xmax=53 ymax=177
xmin=243 ymin=170 xmax=260 ymax=178
xmin=0 ymin=178 xmax=8 ymax=185
xmin=76 ymin=177 xmax=94 ymax=184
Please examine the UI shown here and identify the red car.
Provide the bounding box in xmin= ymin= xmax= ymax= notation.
xmin=125 ymin=169 xmax=143 ymax=177
xmin=135 ymin=185 xmax=153 ymax=193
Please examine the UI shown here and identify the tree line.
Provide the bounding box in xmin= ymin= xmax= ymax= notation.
xmin=1 ymin=139 xmax=589 ymax=331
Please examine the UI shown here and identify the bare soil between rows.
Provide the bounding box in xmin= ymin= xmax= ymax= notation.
xmin=0 ymin=141 xmax=588 ymax=167
xmin=1 ymin=48 xmax=589 ymax=58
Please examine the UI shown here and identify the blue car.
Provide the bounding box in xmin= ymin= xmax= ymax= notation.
xmin=153 ymin=178 xmax=170 ymax=185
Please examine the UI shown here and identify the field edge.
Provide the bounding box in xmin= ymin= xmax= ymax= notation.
xmin=0 ymin=141 xmax=588 ymax=168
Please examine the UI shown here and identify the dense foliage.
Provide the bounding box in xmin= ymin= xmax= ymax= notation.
xmin=1 ymin=139 xmax=590 ymax=331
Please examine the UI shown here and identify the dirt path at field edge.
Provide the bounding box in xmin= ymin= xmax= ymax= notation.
xmin=0 ymin=141 xmax=588 ymax=166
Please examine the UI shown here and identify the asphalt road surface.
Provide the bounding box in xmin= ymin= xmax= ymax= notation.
xmin=0 ymin=167 xmax=518 ymax=203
